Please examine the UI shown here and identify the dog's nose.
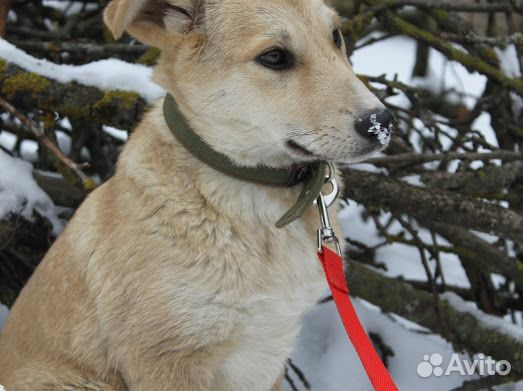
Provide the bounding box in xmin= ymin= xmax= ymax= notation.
xmin=355 ymin=109 xmax=394 ymax=143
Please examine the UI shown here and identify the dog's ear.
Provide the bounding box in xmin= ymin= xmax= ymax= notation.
xmin=104 ymin=0 xmax=204 ymax=47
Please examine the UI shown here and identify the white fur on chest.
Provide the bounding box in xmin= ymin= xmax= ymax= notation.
xmin=166 ymin=228 xmax=327 ymax=390
xmin=213 ymin=223 xmax=327 ymax=390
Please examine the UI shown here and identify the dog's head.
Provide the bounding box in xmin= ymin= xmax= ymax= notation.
xmin=105 ymin=0 xmax=392 ymax=167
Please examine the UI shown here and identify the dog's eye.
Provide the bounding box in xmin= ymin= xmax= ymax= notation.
xmin=333 ymin=28 xmax=342 ymax=49
xmin=256 ymin=48 xmax=294 ymax=70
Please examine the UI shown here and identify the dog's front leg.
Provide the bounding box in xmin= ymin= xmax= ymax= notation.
xmin=271 ymin=370 xmax=284 ymax=391
xmin=121 ymin=347 xmax=222 ymax=391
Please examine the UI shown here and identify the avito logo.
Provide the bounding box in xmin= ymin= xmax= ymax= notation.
xmin=417 ymin=353 xmax=511 ymax=378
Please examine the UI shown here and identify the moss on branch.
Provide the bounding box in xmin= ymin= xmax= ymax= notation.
xmin=0 ymin=60 xmax=146 ymax=129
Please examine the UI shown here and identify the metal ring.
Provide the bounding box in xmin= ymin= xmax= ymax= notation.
xmin=324 ymin=162 xmax=336 ymax=184
xmin=322 ymin=177 xmax=339 ymax=207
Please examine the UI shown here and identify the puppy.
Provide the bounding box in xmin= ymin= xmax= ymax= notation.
xmin=0 ymin=0 xmax=390 ymax=389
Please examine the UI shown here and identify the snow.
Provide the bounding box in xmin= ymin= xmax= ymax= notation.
xmin=0 ymin=39 xmax=164 ymax=102
xmin=103 ymin=125 xmax=129 ymax=142
xmin=43 ymin=0 xmax=99 ymax=15
xmin=338 ymin=202 xmax=470 ymax=288
xmin=287 ymin=298 xmax=476 ymax=391
xmin=470 ymin=112 xmax=499 ymax=149
xmin=442 ymin=292 xmax=523 ymax=342
xmin=351 ymin=36 xmax=487 ymax=109
xmin=400 ymin=174 xmax=424 ymax=187
xmin=496 ymin=45 xmax=523 ymax=127
xmin=0 ymin=150 xmax=63 ymax=234
xmin=7 ymin=10 xmax=16 ymax=23
xmin=497 ymin=45 xmax=522 ymax=78
xmin=367 ymin=113 xmax=392 ymax=145
xmin=20 ymin=139 xmax=39 ymax=162
xmin=0 ymin=303 xmax=8 ymax=330
xmin=56 ymin=131 xmax=72 ymax=155
xmin=345 ymin=162 xmax=386 ymax=174
xmin=0 ymin=130 xmax=17 ymax=152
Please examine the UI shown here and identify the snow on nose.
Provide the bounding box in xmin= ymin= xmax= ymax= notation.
xmin=355 ymin=110 xmax=394 ymax=145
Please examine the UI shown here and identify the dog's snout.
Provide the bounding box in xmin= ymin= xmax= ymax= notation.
xmin=355 ymin=109 xmax=394 ymax=144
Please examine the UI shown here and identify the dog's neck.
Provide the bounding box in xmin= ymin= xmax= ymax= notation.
xmin=161 ymin=93 xmax=328 ymax=228
xmin=163 ymin=94 xmax=316 ymax=188
xmin=117 ymin=105 xmax=318 ymax=229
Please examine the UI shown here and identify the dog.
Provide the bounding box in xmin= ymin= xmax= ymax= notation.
xmin=0 ymin=0 xmax=391 ymax=389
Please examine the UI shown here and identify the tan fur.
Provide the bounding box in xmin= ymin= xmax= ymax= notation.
xmin=0 ymin=1 xmax=387 ymax=390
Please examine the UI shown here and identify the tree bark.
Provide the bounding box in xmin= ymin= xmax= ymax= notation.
xmin=342 ymin=169 xmax=523 ymax=242
xmin=0 ymin=0 xmax=9 ymax=38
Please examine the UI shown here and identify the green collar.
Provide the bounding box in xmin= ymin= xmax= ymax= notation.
xmin=163 ymin=93 xmax=327 ymax=228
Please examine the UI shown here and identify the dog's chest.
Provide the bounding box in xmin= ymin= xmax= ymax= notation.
xmin=162 ymin=181 xmax=333 ymax=389
xmin=218 ymin=286 xmax=326 ymax=391
xmin=212 ymin=224 xmax=327 ymax=390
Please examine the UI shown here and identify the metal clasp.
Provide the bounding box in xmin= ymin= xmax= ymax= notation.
xmin=317 ymin=163 xmax=341 ymax=255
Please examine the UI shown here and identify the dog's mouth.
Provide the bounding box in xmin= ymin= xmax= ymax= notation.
xmin=286 ymin=140 xmax=316 ymax=157
xmin=286 ymin=136 xmax=387 ymax=163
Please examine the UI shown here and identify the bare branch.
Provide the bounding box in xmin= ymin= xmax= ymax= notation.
xmin=440 ymin=31 xmax=523 ymax=47
xmin=425 ymin=221 xmax=523 ymax=289
xmin=365 ymin=151 xmax=523 ymax=166
xmin=390 ymin=0 xmax=521 ymax=14
xmin=7 ymin=39 xmax=148 ymax=57
xmin=357 ymin=2 xmax=523 ymax=95
xmin=0 ymin=95 xmax=96 ymax=191
xmin=342 ymin=169 xmax=523 ymax=242
xmin=420 ymin=161 xmax=523 ymax=197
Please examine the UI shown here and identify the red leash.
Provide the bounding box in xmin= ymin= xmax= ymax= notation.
xmin=310 ymin=163 xmax=398 ymax=390
xmin=317 ymin=245 xmax=399 ymax=391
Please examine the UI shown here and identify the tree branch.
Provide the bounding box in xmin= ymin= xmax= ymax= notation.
xmin=7 ymin=39 xmax=148 ymax=57
xmin=342 ymin=169 xmax=523 ymax=241
xmin=420 ymin=161 xmax=523 ymax=198
xmin=33 ymin=171 xmax=85 ymax=208
xmin=0 ymin=95 xmax=96 ymax=191
xmin=347 ymin=260 xmax=523 ymax=374
xmin=0 ymin=59 xmax=146 ymax=129
xmin=0 ymin=0 xmax=9 ymax=38
xmin=424 ymin=221 xmax=523 ymax=289
xmin=358 ymin=1 xmax=523 ymax=95
xmin=390 ymin=0 xmax=521 ymax=14
xmin=365 ymin=151 xmax=523 ymax=166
